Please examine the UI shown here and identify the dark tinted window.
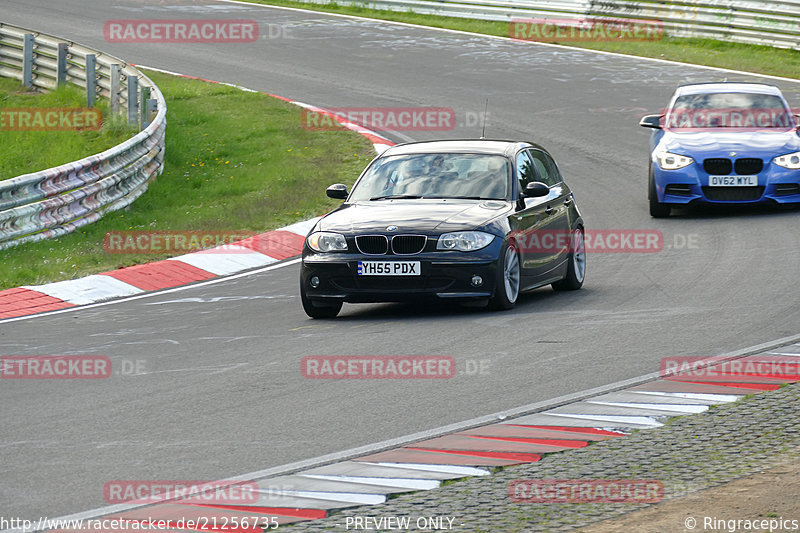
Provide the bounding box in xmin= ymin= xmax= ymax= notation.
xmin=540 ymin=151 xmax=563 ymax=185
xmin=667 ymin=92 xmax=794 ymax=129
xmin=349 ymin=153 xmax=510 ymax=201
xmin=516 ymin=150 xmax=535 ymax=190
xmin=528 ymin=150 xmax=557 ymax=187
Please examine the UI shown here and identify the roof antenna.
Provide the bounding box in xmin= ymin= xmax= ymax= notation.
xmin=480 ymin=98 xmax=489 ymax=139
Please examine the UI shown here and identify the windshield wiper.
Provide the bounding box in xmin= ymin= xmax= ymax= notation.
xmin=369 ymin=194 xmax=423 ymax=201
xmin=423 ymin=195 xmax=498 ymax=200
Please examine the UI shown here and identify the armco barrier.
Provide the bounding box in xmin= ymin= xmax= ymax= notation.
xmin=0 ymin=22 xmax=166 ymax=250
xmin=292 ymin=0 xmax=800 ymax=50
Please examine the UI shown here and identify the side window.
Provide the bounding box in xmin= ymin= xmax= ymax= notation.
xmin=516 ymin=150 xmax=535 ymax=191
xmin=542 ymin=152 xmax=563 ymax=185
xmin=528 ymin=150 xmax=556 ymax=187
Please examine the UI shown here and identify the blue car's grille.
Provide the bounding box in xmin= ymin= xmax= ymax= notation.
xmin=703 ymin=158 xmax=732 ymax=175
xmin=734 ymin=158 xmax=763 ymax=175
xmin=702 ymin=186 xmax=765 ymax=201
xmin=703 ymin=158 xmax=763 ymax=176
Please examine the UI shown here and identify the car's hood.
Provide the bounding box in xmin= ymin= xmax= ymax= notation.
xmin=660 ymin=129 xmax=800 ymax=158
xmin=315 ymin=200 xmax=511 ymax=234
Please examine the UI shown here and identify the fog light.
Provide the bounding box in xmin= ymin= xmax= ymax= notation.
xmin=310 ymin=276 xmax=321 ymax=288
xmin=471 ymin=275 xmax=483 ymax=287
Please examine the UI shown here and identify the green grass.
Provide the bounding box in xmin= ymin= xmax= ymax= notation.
xmin=0 ymin=70 xmax=374 ymax=289
xmin=0 ymin=77 xmax=136 ymax=179
xmin=241 ymin=0 xmax=800 ymax=81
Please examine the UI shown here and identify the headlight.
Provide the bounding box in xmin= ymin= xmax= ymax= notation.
xmin=307 ymin=232 xmax=348 ymax=252
xmin=655 ymin=151 xmax=694 ymax=170
xmin=774 ymin=151 xmax=800 ymax=169
xmin=437 ymin=231 xmax=495 ymax=252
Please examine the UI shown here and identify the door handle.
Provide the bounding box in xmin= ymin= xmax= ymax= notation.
xmin=545 ymin=206 xmax=555 ymax=215
xmin=564 ymin=196 xmax=573 ymax=206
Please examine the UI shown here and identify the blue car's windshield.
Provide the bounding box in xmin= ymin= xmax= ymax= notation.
xmin=666 ymin=92 xmax=796 ymax=130
xmin=349 ymin=154 xmax=510 ymax=202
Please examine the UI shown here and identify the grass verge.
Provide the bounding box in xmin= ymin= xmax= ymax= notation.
xmin=0 ymin=70 xmax=374 ymax=289
xmin=241 ymin=0 xmax=800 ymax=81
xmin=0 ymin=77 xmax=136 ymax=179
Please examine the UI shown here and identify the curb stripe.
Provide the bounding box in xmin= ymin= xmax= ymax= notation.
xmin=507 ymin=425 xmax=626 ymax=437
xmin=405 ymin=448 xmax=542 ymax=463
xmin=100 ymin=261 xmax=216 ymax=291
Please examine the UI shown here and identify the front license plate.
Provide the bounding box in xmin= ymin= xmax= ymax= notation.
xmin=357 ymin=261 xmax=421 ymax=276
xmin=709 ymin=175 xmax=758 ymax=187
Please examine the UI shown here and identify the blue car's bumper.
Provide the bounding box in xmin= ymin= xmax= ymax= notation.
xmin=652 ymin=159 xmax=800 ymax=205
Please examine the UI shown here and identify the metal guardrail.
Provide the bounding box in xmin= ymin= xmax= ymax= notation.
xmin=0 ymin=22 xmax=166 ymax=250
xmin=299 ymin=0 xmax=800 ymax=50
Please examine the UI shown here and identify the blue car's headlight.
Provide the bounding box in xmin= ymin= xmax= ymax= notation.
xmin=774 ymin=151 xmax=800 ymax=169
xmin=655 ymin=151 xmax=694 ymax=170
xmin=437 ymin=231 xmax=495 ymax=252
xmin=307 ymin=232 xmax=348 ymax=252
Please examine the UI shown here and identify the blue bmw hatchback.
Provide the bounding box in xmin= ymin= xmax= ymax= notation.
xmin=640 ymin=83 xmax=800 ymax=217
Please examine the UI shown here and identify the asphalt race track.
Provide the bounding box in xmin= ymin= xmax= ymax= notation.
xmin=2 ymin=0 xmax=800 ymax=521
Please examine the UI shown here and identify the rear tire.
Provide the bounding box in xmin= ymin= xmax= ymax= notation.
xmin=649 ymin=167 xmax=671 ymax=218
xmin=552 ymin=227 xmax=586 ymax=291
xmin=489 ymin=242 xmax=520 ymax=310
xmin=300 ymin=284 xmax=342 ymax=318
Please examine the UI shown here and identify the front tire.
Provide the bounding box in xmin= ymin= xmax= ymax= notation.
xmin=553 ymin=227 xmax=586 ymax=291
xmin=489 ymin=242 xmax=520 ymax=310
xmin=301 ymin=284 xmax=342 ymax=318
xmin=649 ymin=167 xmax=671 ymax=218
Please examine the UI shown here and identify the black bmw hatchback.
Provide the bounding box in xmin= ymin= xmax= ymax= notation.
xmin=300 ymin=140 xmax=586 ymax=318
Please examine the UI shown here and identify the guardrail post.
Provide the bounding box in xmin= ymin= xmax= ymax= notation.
xmin=22 ymin=33 xmax=34 ymax=89
xmin=127 ymin=76 xmax=139 ymax=126
xmin=139 ymin=86 xmax=151 ymax=130
xmin=110 ymin=64 xmax=121 ymax=116
xmin=56 ymin=43 xmax=68 ymax=87
xmin=85 ymin=54 xmax=97 ymax=107
xmin=145 ymin=98 xmax=158 ymax=129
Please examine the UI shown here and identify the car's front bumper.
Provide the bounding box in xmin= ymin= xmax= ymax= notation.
xmin=300 ymin=248 xmax=502 ymax=304
xmin=653 ymin=162 xmax=800 ymax=205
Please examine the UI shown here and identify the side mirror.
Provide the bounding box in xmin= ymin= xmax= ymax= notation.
xmin=639 ymin=114 xmax=663 ymax=129
xmin=523 ymin=181 xmax=550 ymax=198
xmin=326 ymin=183 xmax=348 ymax=199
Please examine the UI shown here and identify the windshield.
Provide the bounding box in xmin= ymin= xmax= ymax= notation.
xmin=666 ymin=92 xmax=796 ymax=130
xmin=348 ymin=153 xmax=510 ymax=202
